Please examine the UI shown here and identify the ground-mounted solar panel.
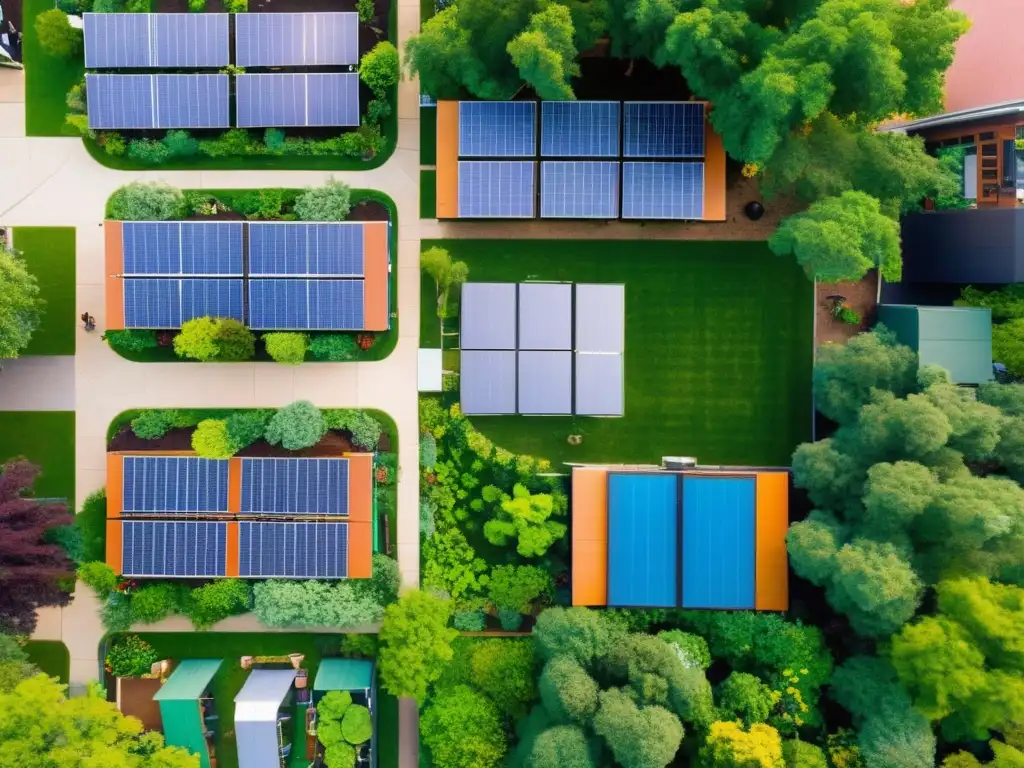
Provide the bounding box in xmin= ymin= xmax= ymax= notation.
xmin=155 ymin=74 xmax=230 ymax=129
xmin=540 ymin=161 xmax=619 ymax=219
xmin=518 ymin=283 xmax=572 ymax=350
xmin=123 ymin=278 xmax=243 ymax=329
xmin=459 ymin=102 xmax=536 ymax=157
xmin=307 ymin=73 xmax=360 ymax=127
xmin=248 ymin=223 xmax=364 ymax=277
xmin=122 ymin=456 xmax=229 ymax=514
xmin=86 ymin=74 xmax=155 ymax=130
xmin=240 ymin=458 xmax=350 ymax=516
xmin=457 ymin=161 xmax=536 ymax=218
xmin=235 ymin=73 xmax=306 ymax=128
xmin=621 ymin=162 xmax=704 ymax=220
xmin=575 ymin=284 xmax=625 ymax=353
xmin=248 ymin=279 xmax=365 ymax=330
xmin=518 ymin=351 xmax=572 ymax=415
xmin=541 ymin=101 xmax=620 ymax=157
xmin=575 ymin=353 xmax=624 ymax=416
xmin=84 ymin=13 xmax=228 ymax=68
xmin=460 ymin=282 xmax=517 ymax=350
xmin=624 ymin=102 xmax=705 ymax=158
xmin=238 ymin=522 xmax=348 ymax=579
xmin=121 ymin=520 xmax=228 ymax=578
xmin=83 ymin=13 xmax=152 ymax=68
xmin=461 ymin=350 xmax=517 ymax=415
xmin=122 ymin=222 xmax=242 ymax=276
xmin=235 ymin=12 xmax=358 ymax=67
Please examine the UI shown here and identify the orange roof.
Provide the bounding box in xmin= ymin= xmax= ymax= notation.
xmin=944 ymin=0 xmax=1024 ymax=114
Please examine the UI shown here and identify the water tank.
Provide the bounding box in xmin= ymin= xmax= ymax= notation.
xmin=662 ymin=456 xmax=697 ymax=470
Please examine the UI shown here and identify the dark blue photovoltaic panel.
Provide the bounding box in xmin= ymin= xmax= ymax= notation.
xmin=541 ymin=101 xmax=620 ymax=157
xmin=236 ymin=74 xmax=306 ymax=128
xmin=122 ymin=456 xmax=229 ymax=513
xmin=235 ymin=13 xmax=358 ymax=67
xmin=540 ymin=161 xmax=619 ymax=218
xmin=181 ymin=279 xmax=243 ymax=324
xmin=84 ymin=13 xmax=151 ymax=68
xmin=122 ymin=222 xmax=242 ymax=276
xmin=306 ymin=74 xmax=360 ymax=127
xmin=248 ymin=279 xmax=365 ymax=330
xmin=237 ymin=522 xmax=348 ymax=578
xmin=86 ymin=74 xmax=154 ymax=129
xmin=84 ymin=13 xmax=228 ymax=68
xmin=240 ymin=458 xmax=349 ymax=516
xmin=122 ymin=223 xmax=179 ymax=275
xmin=155 ymin=74 xmax=230 ymax=129
xmin=123 ymin=279 xmax=243 ymax=328
xmin=121 ymin=521 xmax=227 ymax=577
xmin=458 ymin=161 xmax=536 ymax=218
xmin=458 ymin=102 xmax=536 ymax=157
xmin=624 ymin=102 xmax=705 ymax=158
xmin=248 ymin=224 xmax=364 ymax=276
xmin=621 ymin=162 xmax=704 ymax=220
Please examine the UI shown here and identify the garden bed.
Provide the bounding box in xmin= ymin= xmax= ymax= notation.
xmin=815 ymin=272 xmax=879 ymax=346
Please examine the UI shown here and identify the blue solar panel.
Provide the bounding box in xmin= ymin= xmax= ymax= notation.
xmin=237 ymin=522 xmax=348 ymax=578
xmin=122 ymin=222 xmax=242 ymax=276
xmin=121 ymin=520 xmax=227 ymax=578
xmin=236 ymin=74 xmax=306 ymax=128
xmin=458 ymin=161 xmax=536 ymax=218
xmin=608 ymin=473 xmax=679 ymax=608
xmin=540 ymin=161 xmax=619 ymax=218
xmin=248 ymin=279 xmax=365 ymax=330
xmin=84 ymin=13 xmax=228 ymax=68
xmin=458 ymin=102 xmax=536 ymax=157
xmin=155 ymin=74 xmax=230 ymax=129
xmin=83 ymin=13 xmax=151 ymax=68
xmin=621 ymin=162 xmax=704 ymax=220
xmin=541 ymin=101 xmax=620 ymax=157
xmin=235 ymin=12 xmax=358 ymax=67
xmin=624 ymin=102 xmax=705 ymax=158
xmin=248 ymin=224 xmax=364 ymax=276
xmin=86 ymin=74 xmax=154 ymax=130
xmin=307 ymin=74 xmax=360 ymax=127
xmin=181 ymin=279 xmax=244 ymax=324
xmin=123 ymin=223 xmax=179 ymax=275
xmin=124 ymin=279 xmax=243 ymax=329
xmin=240 ymin=458 xmax=350 ymax=516
xmin=122 ymin=456 xmax=229 ymax=514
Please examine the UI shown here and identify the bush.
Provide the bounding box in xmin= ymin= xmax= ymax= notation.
xmin=319 ymin=719 xmax=345 ymax=747
xmin=102 ymin=133 xmax=127 ymax=156
xmin=295 ymin=180 xmax=352 ymax=221
xmin=106 ymin=635 xmax=159 ymax=677
xmin=35 ymin=10 xmax=81 ymax=58
xmin=658 ymin=630 xmax=712 ymax=670
xmin=224 ymin=0 xmax=246 ymax=10
xmin=188 ymin=580 xmax=252 ymax=629
xmin=324 ymin=409 xmax=383 ymax=450
xmin=342 ymin=704 xmax=372 ymax=744
xmin=92 ymin=0 xmax=122 ymax=11
xmin=359 ymin=42 xmax=399 ymax=97
xmin=366 ymin=98 xmax=391 ymax=125
xmin=162 ymin=130 xmax=199 ymax=158
xmin=498 ymin=609 xmax=524 ymax=631
xmin=264 ymin=332 xmax=309 ymax=365
xmin=264 ymin=128 xmax=287 ymax=153
xmin=252 ymin=580 xmax=386 ymax=628
xmin=66 ymin=82 xmax=86 ymax=112
xmin=198 ymin=129 xmax=262 ymax=158
xmin=319 ymin=690 xmax=353 ymax=721
xmin=78 ymin=561 xmax=118 ymax=598
xmin=310 ymin=333 xmax=360 ymax=361
xmin=338 ymin=634 xmax=378 ymax=659
xmin=265 ymin=401 xmax=327 ymax=450
xmin=188 ymin=0 xmax=205 ymax=10
xmin=356 ymin=0 xmax=374 ymax=22
xmin=225 ymin=410 xmax=272 ymax=450
xmin=233 ymin=188 xmax=285 ymax=220
xmin=487 ymin=565 xmax=553 ymax=612
xmin=131 ymin=410 xmax=173 ymax=440
xmin=420 ymin=434 xmax=437 ymax=470
xmin=453 ymin=610 xmax=486 ymax=631
xmin=127 ymin=139 xmax=171 ymax=165
xmin=421 ymin=685 xmax=506 ymax=768
xmin=76 ymin=490 xmax=108 ymax=562
xmin=131 ymin=583 xmax=187 ymax=624
xmin=358 ymin=553 xmax=402 ymax=606
xmin=214 ymin=319 xmax=257 ymax=361
xmin=471 ymin=639 xmax=536 ymax=718
xmin=324 ymin=744 xmax=356 ymax=768
xmin=192 ymin=419 xmax=239 ymax=459
xmin=104 ymin=329 xmax=158 ymax=352
xmin=108 ymin=182 xmax=185 ymax=221
xmin=174 ymin=317 xmax=255 ymax=362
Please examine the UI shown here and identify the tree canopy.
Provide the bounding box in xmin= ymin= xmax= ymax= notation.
xmin=378 ymin=590 xmax=458 ymax=703
xmin=0 ymin=247 xmax=45 ymax=358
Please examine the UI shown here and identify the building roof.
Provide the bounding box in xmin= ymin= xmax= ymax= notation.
xmin=234 ymin=669 xmax=297 ymax=722
xmin=313 ymin=658 xmax=374 ymax=692
xmin=879 ymin=305 xmax=994 ymax=385
xmin=154 ymin=659 xmax=222 ymax=702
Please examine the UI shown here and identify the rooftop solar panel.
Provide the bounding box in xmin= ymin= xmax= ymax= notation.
xmin=121 ymin=520 xmax=227 ymax=578
xmin=249 ymin=223 xmax=365 ymax=276
xmin=235 ymin=73 xmax=306 ymax=128
xmin=122 ymin=456 xmax=229 ymax=514
xmin=459 ymin=282 xmax=517 ymax=350
xmin=575 ymin=284 xmax=624 ymax=353
xmin=541 ymin=101 xmax=620 ymax=157
xmin=238 ymin=521 xmax=348 ymax=579
xmin=518 ymin=351 xmax=572 ymax=415
xmin=240 ymin=458 xmax=350 ymax=516
xmin=181 ymin=279 xmax=244 ymax=325
xmin=122 ymin=222 xmax=242 ymax=276
xmin=154 ymin=74 xmax=230 ymax=129
xmin=540 ymin=161 xmax=619 ymax=219
xmin=461 ymin=350 xmax=517 ymax=415
xmin=84 ymin=13 xmax=151 ymax=68
xmin=123 ymin=278 xmax=243 ymax=329
xmin=307 ymin=73 xmax=360 ymax=127
xmin=235 ymin=12 xmax=358 ymax=67
xmin=457 ymin=161 xmax=536 ymax=218
xmin=458 ymin=102 xmax=536 ymax=157
xmin=84 ymin=13 xmax=228 ymax=68
xmin=248 ymin=279 xmax=365 ymax=330
xmin=621 ymin=162 xmax=704 ymax=220
xmin=623 ymin=102 xmax=705 ymax=158
xmin=518 ymin=283 xmax=572 ymax=350
xmin=575 ymin=353 xmax=624 ymax=416
xmin=86 ymin=74 xmax=154 ymax=130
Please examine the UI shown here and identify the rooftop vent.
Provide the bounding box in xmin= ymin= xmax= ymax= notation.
xmin=662 ymin=456 xmax=697 ymax=470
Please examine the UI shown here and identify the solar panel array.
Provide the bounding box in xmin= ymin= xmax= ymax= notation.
xmin=238 ymin=522 xmax=349 ymax=578
xmin=622 ymin=162 xmax=704 ymax=220
xmin=236 ymin=73 xmax=359 ymax=128
xmin=235 ymin=12 xmax=358 ymax=67
xmin=124 ymin=279 xmax=244 ymax=329
xmin=249 ymin=223 xmax=364 ymax=277
xmin=459 ymin=102 xmax=536 ymax=157
xmin=122 ymin=222 xmax=243 ymax=276
xmin=624 ymin=102 xmax=705 ymax=158
xmin=123 ymin=456 xmax=229 ymax=514
xmin=86 ymin=74 xmax=229 ymax=130
xmin=84 ymin=13 xmax=229 ymax=69
xmin=458 ymin=162 xmax=536 ymax=218
xmin=540 ymin=162 xmax=619 ymax=219
xmin=241 ymin=458 xmax=349 ymax=516
xmin=248 ymin=279 xmax=365 ymax=331
xmin=541 ymin=102 xmax=619 ymax=157
xmin=122 ymin=520 xmax=228 ymax=577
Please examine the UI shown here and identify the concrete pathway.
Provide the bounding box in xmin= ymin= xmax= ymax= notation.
xmin=0 ymin=356 xmax=75 ymax=409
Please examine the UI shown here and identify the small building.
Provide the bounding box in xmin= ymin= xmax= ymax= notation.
xmin=313 ymin=659 xmax=377 ymax=768
xmin=877 ymin=305 xmax=994 ymax=385
xmin=900 ymin=208 xmax=1024 ymax=285
xmin=234 ymin=669 xmax=298 ymax=768
xmin=153 ymin=659 xmax=223 ymax=768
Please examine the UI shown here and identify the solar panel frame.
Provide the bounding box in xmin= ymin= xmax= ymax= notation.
xmin=458 ymin=102 xmax=536 ymax=157
xmin=457 ymin=161 xmax=536 ymax=218
xmin=461 ymin=350 xmax=517 ymax=415
xmin=248 ymin=279 xmax=365 ymax=330
xmin=518 ymin=283 xmax=572 ymax=350
xmin=235 ymin=12 xmax=358 ymax=67
xmin=86 ymin=74 xmax=155 ymax=130
xmin=621 ymin=162 xmax=704 ymax=220
xmin=575 ymin=352 xmax=624 ymax=416
xmin=121 ymin=520 xmax=228 ymax=578
xmin=518 ymin=351 xmax=572 ymax=415
xmin=459 ymin=282 xmax=517 ymax=350
xmin=248 ymin=223 xmax=365 ymax=277
xmin=122 ymin=456 xmax=229 ymax=514
xmin=623 ymin=102 xmax=705 ymax=158
xmin=539 ymin=161 xmax=619 ymax=219
xmin=240 ymin=458 xmax=350 ymax=516
xmin=154 ymin=74 xmax=230 ymax=129
xmin=237 ymin=521 xmax=348 ymax=579
xmin=540 ymin=101 xmax=620 ymax=157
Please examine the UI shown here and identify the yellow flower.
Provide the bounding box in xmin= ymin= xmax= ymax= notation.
xmin=790 ymin=677 xmax=799 ymax=684
xmin=786 ymin=687 xmax=796 ymax=694
xmin=782 ymin=668 xmax=793 ymax=677
xmin=800 ymin=668 xmax=809 ymax=675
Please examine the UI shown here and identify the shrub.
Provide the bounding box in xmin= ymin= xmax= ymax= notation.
xmin=188 ymin=579 xmax=251 ymax=629
xmin=310 ymin=333 xmax=360 ymax=361
xmin=338 ymin=634 xmax=378 ymax=659
xmin=224 ymin=0 xmax=246 ymax=10
xmin=66 ymin=82 xmax=86 ymax=112
xmin=265 ymin=401 xmax=327 ymax=450
xmin=92 ymin=0 xmax=122 ymax=11
xmin=108 ymin=181 xmax=185 ymax=221
xmin=419 ymin=434 xmax=437 ymax=470
xmin=319 ymin=719 xmax=345 ymax=747
xmin=225 ymin=410 xmax=272 ymax=449
xmin=174 ymin=317 xmax=255 ymax=362
xmin=102 ymin=133 xmax=127 ymax=156
xmin=366 ymin=98 xmax=391 ymax=125
xmin=214 ymin=319 xmax=256 ymax=361
xmin=839 ymin=307 xmax=862 ymax=325
xmin=358 ymin=553 xmax=402 ymax=606
xmin=78 ymin=561 xmax=118 ymax=598
xmin=421 ymin=685 xmax=506 ymax=768
xmin=324 ymin=744 xmax=356 ymax=768
xmin=65 ymin=113 xmax=93 ymax=138
xmin=294 ymin=179 xmax=352 ymax=221
xmin=35 ymin=10 xmax=81 ymax=58
xmin=264 ymin=332 xmax=309 ymax=365
xmin=192 ymin=419 xmax=239 ymax=459
xmin=356 ymin=0 xmax=374 ymax=22
xmin=198 ymin=129 xmax=261 ymax=158
xmin=453 ymin=610 xmax=485 ymax=631
xmin=342 ymin=704 xmax=372 ymax=744
xmin=658 ymin=630 xmax=712 ymax=670
xmin=188 ymin=0 xmax=205 ymax=10
xmin=106 ymin=635 xmax=159 ymax=677
xmin=162 ymin=130 xmax=199 ymax=158
xmin=498 ymin=609 xmax=524 ymax=631
xmin=252 ymin=580 xmax=385 ymax=628
xmin=319 ymin=690 xmax=353 ymax=721
xmin=76 ymin=490 xmax=108 ymax=562
xmin=127 ymin=139 xmax=171 ymax=165
xmin=56 ymin=0 xmax=83 ymax=12
xmin=104 ymin=329 xmax=158 ymax=353
xmin=471 ymin=639 xmax=536 ymax=718
xmin=264 ymin=128 xmax=287 ymax=153
xmin=359 ymin=42 xmax=399 ymax=97
xmin=374 ymin=453 xmax=397 ymax=485
xmin=131 ymin=583 xmax=189 ymax=624
xmin=233 ymin=188 xmax=284 ymax=220
xmin=131 ymin=410 xmax=173 ymax=440
xmin=487 ymin=565 xmax=553 ymax=613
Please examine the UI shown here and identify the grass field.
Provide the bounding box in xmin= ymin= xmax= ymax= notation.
xmin=23 ymin=0 xmax=84 ymax=136
xmin=420 ymin=171 xmax=437 ymax=219
xmin=423 ymin=239 xmax=814 ymax=467
xmin=23 ymin=640 xmax=70 ymax=684
xmin=14 ymin=227 xmax=76 ymax=356
xmin=0 ymin=411 xmax=75 ymax=499
xmin=420 ymin=107 xmax=437 ymax=165
xmin=130 ymin=633 xmax=397 ymax=768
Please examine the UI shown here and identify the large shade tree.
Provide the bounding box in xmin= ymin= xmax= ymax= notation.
xmin=0 ymin=247 xmax=45 ymax=359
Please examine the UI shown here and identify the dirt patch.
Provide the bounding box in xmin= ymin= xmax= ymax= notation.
xmin=347 ymin=199 xmax=391 ymax=222
xmin=108 ymin=426 xmax=359 ymax=456
xmin=118 ymin=678 xmax=163 ymax=732
xmin=815 ymin=271 xmax=879 ymax=346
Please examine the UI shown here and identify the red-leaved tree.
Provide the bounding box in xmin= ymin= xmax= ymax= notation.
xmin=0 ymin=460 xmax=74 ymax=634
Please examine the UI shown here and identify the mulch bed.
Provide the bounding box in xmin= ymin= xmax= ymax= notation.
xmin=347 ymin=198 xmax=390 ymax=222
xmin=108 ymin=426 xmax=364 ymax=456
xmin=815 ymin=271 xmax=879 ymax=346
xmin=117 ymin=677 xmax=164 ymax=731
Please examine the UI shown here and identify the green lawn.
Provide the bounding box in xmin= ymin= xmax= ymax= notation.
xmin=23 ymin=640 xmax=70 ymax=684
xmin=0 ymin=411 xmax=75 ymax=499
xmin=14 ymin=227 xmax=76 ymax=356
xmin=424 ymin=239 xmax=814 ymax=467
xmin=23 ymin=0 xmax=84 ymax=136
xmin=420 ymin=107 xmax=437 ymax=165
xmin=420 ymin=171 xmax=437 ymax=219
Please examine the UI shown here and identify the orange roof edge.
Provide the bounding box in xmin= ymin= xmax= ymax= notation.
xmin=363 ymin=222 xmax=389 ymax=332
xmin=702 ymin=114 xmax=727 ymax=222
xmin=228 ymin=458 xmax=242 ymax=514
xmin=106 ymin=453 xmax=123 ymax=519
xmin=572 ymin=467 xmax=609 ymax=606
xmin=106 ymin=520 xmax=123 ymax=573
xmin=226 ymin=521 xmax=239 ymax=577
xmin=755 ymin=472 xmax=789 ymax=611
xmin=347 ymin=521 xmax=372 ymax=578
xmin=105 ymin=221 xmax=125 ymax=330
xmin=436 ymin=101 xmax=459 ymax=219
xmin=345 ymin=454 xmax=373 ymax=524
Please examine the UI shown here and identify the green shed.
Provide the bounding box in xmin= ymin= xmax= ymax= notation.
xmin=152 ymin=659 xmax=223 ymax=768
xmin=314 ymin=659 xmax=376 ymax=768
xmin=877 ymin=305 xmax=994 ymax=385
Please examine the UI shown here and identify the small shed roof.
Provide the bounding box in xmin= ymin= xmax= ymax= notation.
xmin=235 ymin=669 xmax=296 ymax=723
xmin=154 ymin=659 xmax=223 ymax=702
xmin=880 ymin=304 xmax=993 ymax=385
xmin=314 ymin=658 xmax=374 ymax=692
xmin=418 ymin=348 xmax=443 ymax=392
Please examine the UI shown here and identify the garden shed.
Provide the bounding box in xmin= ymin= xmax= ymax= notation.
xmin=234 ymin=669 xmax=297 ymax=768
xmin=153 ymin=659 xmax=223 ymax=768
xmin=877 ymin=304 xmax=994 ymax=385
xmin=314 ymin=659 xmax=377 ymax=768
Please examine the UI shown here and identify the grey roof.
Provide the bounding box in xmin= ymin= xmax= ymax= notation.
xmin=575 ymin=284 xmax=625 ymax=353
xmin=879 ymin=99 xmax=1024 ymax=134
xmin=461 ymin=351 xmax=517 ymax=414
xmin=235 ymin=669 xmax=297 ymax=768
xmin=576 ymin=353 xmax=624 ymax=416
xmin=519 ymin=283 xmax=572 ymax=350
xmin=518 ymin=351 xmax=572 ymax=415
xmin=460 ymin=283 xmax=517 ymax=350
xmin=235 ymin=669 xmax=296 ymax=713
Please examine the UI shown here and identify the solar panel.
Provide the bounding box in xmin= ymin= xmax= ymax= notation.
xmin=236 ymin=74 xmax=358 ymax=128
xmin=122 ymin=456 xmax=229 ymax=514
xmin=235 ymin=12 xmax=358 ymax=67
xmin=181 ymin=279 xmax=244 ymax=324
xmin=84 ymin=13 xmax=151 ymax=68
xmin=248 ymin=223 xmax=364 ymax=276
xmin=624 ymin=102 xmax=705 ymax=158
xmin=86 ymin=74 xmax=154 ymax=130
xmin=621 ymin=162 xmax=704 ymax=220
xmin=575 ymin=353 xmax=624 ymax=416
xmin=540 ymin=161 xmax=619 ymax=219
xmin=575 ymin=284 xmax=625 ymax=353
xmin=155 ymin=74 xmax=230 ymax=129
xmin=238 ymin=522 xmax=348 ymax=579
xmin=518 ymin=351 xmax=572 ymax=415
xmin=459 ymin=283 xmax=517 ymax=350
xmin=460 ymin=350 xmax=517 ymax=415
xmin=307 ymin=73 xmax=360 ymax=127
xmin=518 ymin=283 xmax=572 ymax=350
xmin=122 ymin=222 xmax=243 ymax=276
xmin=458 ymin=102 xmax=536 ymax=157
xmin=121 ymin=520 xmax=228 ymax=577
xmin=84 ymin=13 xmax=228 ymax=68
xmin=248 ymin=279 xmax=365 ymax=330
xmin=457 ymin=161 xmax=536 ymax=218
xmin=240 ymin=458 xmax=350 ymax=516
xmin=123 ymin=279 xmax=243 ymax=329
xmin=541 ymin=101 xmax=619 ymax=157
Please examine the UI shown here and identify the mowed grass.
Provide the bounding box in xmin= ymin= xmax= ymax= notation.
xmin=420 ymin=170 xmax=437 ymax=219
xmin=23 ymin=640 xmax=70 ymax=684
xmin=420 ymin=107 xmax=437 ymax=165
xmin=423 ymin=239 xmax=814 ymax=467
xmin=14 ymin=227 xmax=76 ymax=356
xmin=0 ymin=411 xmax=75 ymax=499
xmin=23 ymin=0 xmax=84 ymax=136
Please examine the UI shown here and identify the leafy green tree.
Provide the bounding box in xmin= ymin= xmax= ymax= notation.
xmin=263 ymin=332 xmax=308 ymax=364
xmin=484 ymin=483 xmax=567 ymax=557
xmin=539 ymin=656 xmax=599 ymax=725
xmin=421 ymin=247 xmax=468 ymax=320
xmin=768 ymin=191 xmax=902 ymax=283
xmin=360 ymin=42 xmax=400 ymax=97
xmin=699 ymin=721 xmax=784 ymax=768
xmin=191 ymin=419 xmax=239 ymax=459
xmin=533 ymin=607 xmax=625 ymax=667
xmin=341 ymin=704 xmax=371 ymax=744
xmin=957 ymin=285 xmax=1024 ymax=322
xmin=378 ymin=590 xmax=458 ymax=703
xmin=187 ymin=579 xmax=251 ymax=629
xmin=107 ymin=181 xmax=186 ymax=221
xmin=782 ymin=739 xmax=828 ymax=768
xmin=225 ymin=410 xmax=273 ymax=450
xmin=0 ymin=247 xmax=44 ymax=358
xmin=507 ymin=4 xmax=579 ymax=100
xmin=657 ymin=630 xmax=711 ymax=670
xmin=264 ymin=401 xmax=327 ymax=450
xmin=525 ymin=725 xmax=599 ymax=768
xmin=978 ymin=382 xmax=1024 ymax=418
xmin=591 ymin=688 xmax=683 ymax=768
xmin=717 ymin=672 xmax=776 ymax=726
xmin=471 ymin=639 xmax=536 ymax=718
xmin=0 ymin=635 xmax=38 ymax=693
xmin=922 ymin=383 xmax=1004 ymax=462
xmin=993 ymin=319 xmax=1024 ymax=378
xmin=294 ymin=179 xmax=353 ymax=221
xmin=421 ymin=528 xmax=489 ymax=599
xmin=607 ymin=0 xmax=688 ymax=63
xmin=487 ymin=564 xmax=553 ymax=612
xmin=35 ymin=9 xmax=81 ymax=58
xmin=942 ymin=742 xmax=1024 ymax=768
xmin=421 ymin=685 xmax=506 ymax=768
xmin=861 ymin=461 xmax=937 ymax=539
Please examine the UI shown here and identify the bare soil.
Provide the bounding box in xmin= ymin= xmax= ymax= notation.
xmin=108 ymin=426 xmax=363 ymax=456
xmin=347 ymin=199 xmax=390 ymax=222
xmin=815 ymin=271 xmax=879 ymax=346
xmin=118 ymin=678 xmax=164 ymax=732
